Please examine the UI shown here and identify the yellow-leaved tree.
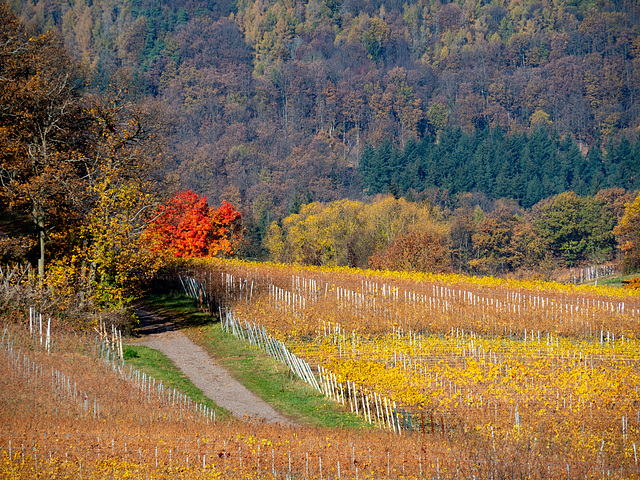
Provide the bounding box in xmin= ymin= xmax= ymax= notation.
xmin=614 ymin=192 xmax=640 ymax=273
xmin=36 ymin=94 xmax=168 ymax=317
xmin=84 ymin=181 xmax=164 ymax=311
xmin=266 ymin=196 xmax=447 ymax=270
xmin=267 ymin=200 xmax=369 ymax=266
xmin=78 ymin=94 xmax=168 ymax=312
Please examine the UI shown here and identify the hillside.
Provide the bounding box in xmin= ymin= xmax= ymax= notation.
xmin=7 ymin=0 xmax=640 ymax=220
xmin=2 ymin=259 xmax=640 ymax=478
xmin=1 ymin=0 xmax=639 ymax=283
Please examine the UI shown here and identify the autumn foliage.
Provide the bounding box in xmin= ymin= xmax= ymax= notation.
xmin=614 ymin=192 xmax=640 ymax=272
xmin=369 ymin=230 xmax=451 ymax=273
xmin=146 ymin=190 xmax=242 ymax=258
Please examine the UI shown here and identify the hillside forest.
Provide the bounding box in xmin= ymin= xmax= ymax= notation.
xmin=0 ymin=0 xmax=640 ymax=318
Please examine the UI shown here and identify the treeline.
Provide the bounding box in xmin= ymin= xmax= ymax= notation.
xmin=7 ymin=0 xmax=640 ymax=234
xmin=0 ymin=5 xmax=170 ymax=316
xmin=360 ymin=126 xmax=640 ymax=208
xmin=267 ymin=189 xmax=640 ymax=276
xmin=0 ymin=2 xmax=248 ymax=320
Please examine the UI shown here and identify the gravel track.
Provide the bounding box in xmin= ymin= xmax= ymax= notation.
xmin=129 ymin=307 xmax=295 ymax=426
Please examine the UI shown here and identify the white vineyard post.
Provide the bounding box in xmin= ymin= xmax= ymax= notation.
xmin=46 ymin=318 xmax=50 ymax=354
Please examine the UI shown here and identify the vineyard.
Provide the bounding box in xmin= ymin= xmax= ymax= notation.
xmin=1 ymin=259 xmax=640 ymax=478
xmin=181 ymin=259 xmax=640 ymax=478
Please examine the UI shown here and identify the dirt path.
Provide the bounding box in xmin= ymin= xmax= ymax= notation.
xmin=129 ymin=307 xmax=295 ymax=426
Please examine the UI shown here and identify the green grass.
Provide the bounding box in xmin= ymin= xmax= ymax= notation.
xmin=140 ymin=292 xmax=213 ymax=329
xmin=142 ymin=291 xmax=373 ymax=429
xmin=122 ymin=343 xmax=230 ymax=420
xmin=593 ymin=273 xmax=639 ymax=288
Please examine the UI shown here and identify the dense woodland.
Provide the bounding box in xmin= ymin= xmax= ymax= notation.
xmin=360 ymin=127 xmax=640 ymax=206
xmin=8 ymin=0 xmax=640 ymax=209
xmin=0 ymin=0 xmax=640 ymax=319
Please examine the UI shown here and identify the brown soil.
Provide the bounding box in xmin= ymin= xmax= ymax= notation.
xmin=129 ymin=307 xmax=296 ymax=426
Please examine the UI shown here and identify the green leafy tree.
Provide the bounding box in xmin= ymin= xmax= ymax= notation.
xmin=532 ymin=191 xmax=615 ymax=266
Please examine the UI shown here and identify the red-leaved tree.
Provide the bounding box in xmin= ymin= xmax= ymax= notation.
xmin=146 ymin=190 xmax=242 ymax=257
xmin=209 ymin=201 xmax=243 ymax=256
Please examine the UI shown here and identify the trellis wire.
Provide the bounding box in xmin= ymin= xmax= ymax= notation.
xmin=221 ymin=308 xmax=322 ymax=393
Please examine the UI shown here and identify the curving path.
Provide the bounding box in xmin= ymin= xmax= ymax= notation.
xmin=129 ymin=307 xmax=295 ymax=426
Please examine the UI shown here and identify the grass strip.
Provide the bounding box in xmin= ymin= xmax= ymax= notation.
xmin=595 ymin=273 xmax=639 ymax=288
xmin=143 ymin=291 xmax=373 ymax=430
xmin=123 ymin=343 xmax=230 ymax=419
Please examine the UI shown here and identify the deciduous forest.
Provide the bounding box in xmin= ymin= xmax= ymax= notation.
xmin=8 ymin=0 xmax=640 ymax=207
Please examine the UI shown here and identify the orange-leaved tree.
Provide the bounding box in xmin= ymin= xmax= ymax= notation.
xmin=209 ymin=201 xmax=243 ymax=256
xmin=146 ymin=190 xmax=242 ymax=258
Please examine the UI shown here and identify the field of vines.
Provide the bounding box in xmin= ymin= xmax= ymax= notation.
xmin=1 ymin=259 xmax=639 ymax=479
xmin=180 ymin=259 xmax=640 ymax=479
xmin=0 ymin=307 xmax=504 ymax=480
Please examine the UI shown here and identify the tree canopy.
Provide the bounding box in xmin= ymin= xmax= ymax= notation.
xmin=614 ymin=192 xmax=640 ymax=272
xmin=6 ymin=0 xmax=639 ymax=228
xmin=145 ymin=190 xmax=243 ymax=258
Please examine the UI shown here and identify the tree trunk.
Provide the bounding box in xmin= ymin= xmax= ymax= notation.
xmin=78 ymin=239 xmax=88 ymax=308
xmin=34 ymin=208 xmax=46 ymax=281
xmin=38 ymin=226 xmax=45 ymax=280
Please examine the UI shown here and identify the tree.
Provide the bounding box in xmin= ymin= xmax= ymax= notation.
xmin=386 ymin=67 xmax=422 ymax=144
xmin=530 ymin=109 xmax=552 ymax=129
xmin=595 ymin=188 xmax=636 ymax=220
xmin=470 ymin=207 xmax=521 ymax=275
xmin=532 ymin=192 xmax=615 ymax=266
xmin=0 ymin=6 xmax=176 ymax=314
xmin=271 ymin=200 xmax=368 ymax=266
xmin=361 ymin=16 xmax=390 ymax=61
xmin=209 ymin=201 xmax=243 ymax=256
xmin=84 ymin=179 xmax=164 ymax=310
xmin=147 ymin=190 xmax=212 ymax=258
xmin=449 ymin=204 xmax=476 ymax=273
xmin=369 ymin=229 xmax=451 ymax=273
xmin=0 ymin=6 xmax=91 ymax=279
xmin=146 ymin=190 xmax=242 ymax=258
xmin=427 ymin=103 xmax=448 ymax=140
xmin=613 ymin=192 xmax=640 ymax=273
xmin=510 ymin=220 xmax=546 ymax=272
xmin=81 ymin=93 xmax=169 ymax=310
xmin=267 ymin=196 xmax=442 ymax=268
